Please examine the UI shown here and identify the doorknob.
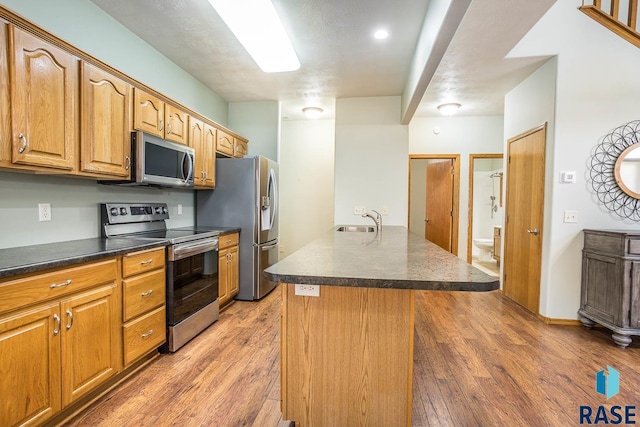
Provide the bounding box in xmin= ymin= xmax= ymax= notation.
xmin=424 ymin=219 xmax=430 ymax=223
xmin=527 ymin=228 xmax=540 ymax=235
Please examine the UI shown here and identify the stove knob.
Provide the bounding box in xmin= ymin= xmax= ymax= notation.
xmin=155 ymin=206 xmax=162 ymax=214
xmin=120 ymin=207 xmax=128 ymax=215
xmin=110 ymin=207 xmax=119 ymax=216
xmin=162 ymin=207 xmax=169 ymax=214
xmin=145 ymin=206 xmax=152 ymax=214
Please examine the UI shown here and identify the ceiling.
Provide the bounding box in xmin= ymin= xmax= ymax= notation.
xmin=89 ymin=0 xmax=556 ymax=121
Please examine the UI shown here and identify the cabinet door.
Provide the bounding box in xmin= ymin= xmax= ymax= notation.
xmin=218 ymin=248 xmax=230 ymax=306
xmin=165 ymin=104 xmax=189 ymax=145
xmin=10 ymin=26 xmax=76 ymax=170
xmin=228 ymin=245 xmax=239 ymax=297
xmin=133 ymin=88 xmax=164 ymax=137
xmin=0 ymin=303 xmax=61 ymax=427
xmin=189 ymin=116 xmax=205 ymax=186
xmin=216 ymin=128 xmax=235 ymax=157
xmin=0 ymin=21 xmax=10 ymax=166
xmin=60 ymin=285 xmax=118 ymax=407
xmin=203 ymin=123 xmax=216 ymax=188
xmin=234 ymin=139 xmax=248 ymax=158
xmin=80 ymin=62 xmax=131 ymax=177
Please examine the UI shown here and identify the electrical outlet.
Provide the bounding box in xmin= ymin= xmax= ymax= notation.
xmin=177 ymin=204 xmax=183 ymax=215
xmin=38 ymin=203 xmax=51 ymax=222
xmin=279 ymin=245 xmax=285 ymax=254
xmin=354 ymin=206 xmax=366 ymax=215
xmin=381 ymin=206 xmax=389 ymax=215
xmin=563 ymin=210 xmax=578 ymax=223
xmin=295 ymin=284 xmax=320 ymax=297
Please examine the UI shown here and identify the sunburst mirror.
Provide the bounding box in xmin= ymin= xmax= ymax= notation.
xmin=589 ymin=120 xmax=640 ymax=221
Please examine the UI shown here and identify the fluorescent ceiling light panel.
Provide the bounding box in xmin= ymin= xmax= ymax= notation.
xmin=208 ymin=0 xmax=300 ymax=73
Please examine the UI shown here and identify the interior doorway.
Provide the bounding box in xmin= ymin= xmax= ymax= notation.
xmin=408 ymin=155 xmax=460 ymax=255
xmin=503 ymin=124 xmax=547 ymax=314
xmin=467 ymin=154 xmax=503 ymax=278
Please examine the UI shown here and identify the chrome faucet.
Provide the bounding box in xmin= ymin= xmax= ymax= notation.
xmin=362 ymin=210 xmax=382 ymax=232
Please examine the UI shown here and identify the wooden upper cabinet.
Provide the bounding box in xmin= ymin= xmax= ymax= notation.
xmin=80 ymin=62 xmax=131 ymax=178
xmin=133 ymin=88 xmax=164 ymax=138
xmin=189 ymin=117 xmax=215 ymax=189
xmin=133 ymin=87 xmax=189 ymax=145
xmin=216 ymin=128 xmax=235 ymax=157
xmin=0 ymin=21 xmax=10 ymax=166
xmin=165 ymin=104 xmax=189 ymax=145
xmin=9 ymin=25 xmax=76 ymax=170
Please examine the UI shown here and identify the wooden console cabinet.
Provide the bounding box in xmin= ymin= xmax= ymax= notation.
xmin=579 ymin=229 xmax=640 ymax=348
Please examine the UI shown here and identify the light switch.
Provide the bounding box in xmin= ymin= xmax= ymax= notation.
xmin=560 ymin=171 xmax=576 ymax=183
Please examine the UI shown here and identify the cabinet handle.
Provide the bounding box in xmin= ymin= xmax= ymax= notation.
xmin=158 ymin=118 xmax=164 ymax=132
xmin=65 ymin=309 xmax=73 ymax=330
xmin=167 ymin=122 xmax=172 ymax=135
xmin=141 ymin=289 xmax=154 ymax=297
xmin=18 ymin=133 xmax=28 ymax=154
xmin=50 ymin=279 xmax=72 ymax=289
xmin=141 ymin=329 xmax=154 ymax=338
xmin=53 ymin=314 xmax=61 ymax=336
xmin=140 ymin=259 xmax=154 ymax=266
xmin=125 ymin=155 xmax=131 ymax=170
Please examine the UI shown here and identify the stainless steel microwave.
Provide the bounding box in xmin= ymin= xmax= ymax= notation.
xmin=102 ymin=131 xmax=195 ymax=188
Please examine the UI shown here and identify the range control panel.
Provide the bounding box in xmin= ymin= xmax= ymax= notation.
xmin=101 ymin=202 xmax=170 ymax=225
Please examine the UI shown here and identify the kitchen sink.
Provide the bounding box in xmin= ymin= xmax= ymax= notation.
xmin=335 ymin=225 xmax=376 ymax=233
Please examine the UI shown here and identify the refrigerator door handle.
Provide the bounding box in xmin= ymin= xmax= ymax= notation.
xmin=260 ymin=242 xmax=279 ymax=251
xmin=269 ymin=168 xmax=278 ymax=232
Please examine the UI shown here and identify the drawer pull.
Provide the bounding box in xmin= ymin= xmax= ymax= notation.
xmin=140 ymin=259 xmax=154 ymax=266
xmin=141 ymin=289 xmax=154 ymax=297
xmin=66 ymin=309 xmax=73 ymax=330
xmin=53 ymin=314 xmax=61 ymax=336
xmin=50 ymin=279 xmax=72 ymax=289
xmin=141 ymin=329 xmax=154 ymax=338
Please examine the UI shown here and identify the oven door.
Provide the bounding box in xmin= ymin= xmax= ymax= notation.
xmin=164 ymin=238 xmax=219 ymax=351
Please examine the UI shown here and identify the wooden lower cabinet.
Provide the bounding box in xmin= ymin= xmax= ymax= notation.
xmin=218 ymin=233 xmax=239 ymax=307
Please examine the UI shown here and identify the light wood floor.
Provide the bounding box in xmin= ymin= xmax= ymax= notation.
xmin=68 ymin=287 xmax=640 ymax=426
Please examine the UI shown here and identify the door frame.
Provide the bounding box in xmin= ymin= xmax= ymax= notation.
xmin=467 ymin=153 xmax=504 ymax=263
xmin=408 ymin=154 xmax=461 ymax=255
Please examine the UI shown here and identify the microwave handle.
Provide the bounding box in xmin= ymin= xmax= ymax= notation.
xmin=182 ymin=151 xmax=194 ymax=184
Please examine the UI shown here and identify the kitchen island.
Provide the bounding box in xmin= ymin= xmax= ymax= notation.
xmin=264 ymin=226 xmax=499 ymax=427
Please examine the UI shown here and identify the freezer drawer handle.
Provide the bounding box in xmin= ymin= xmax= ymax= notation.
xmin=261 ymin=243 xmax=278 ymax=251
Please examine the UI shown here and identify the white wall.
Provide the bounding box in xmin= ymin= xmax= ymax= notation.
xmin=409 ymin=116 xmax=504 ymax=257
xmin=0 ymin=0 xmax=228 ymax=248
xmin=279 ymin=119 xmax=335 ymax=258
xmin=507 ymin=0 xmax=640 ymax=319
xmin=334 ymin=97 xmax=409 ymax=226
xmin=409 ymin=159 xmax=427 ymax=236
xmin=228 ymin=101 xmax=280 ymax=161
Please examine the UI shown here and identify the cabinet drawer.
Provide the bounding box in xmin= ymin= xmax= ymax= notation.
xmin=122 ymin=248 xmax=165 ymax=277
xmin=123 ymin=269 xmax=166 ymax=321
xmin=219 ymin=232 xmax=239 ymax=249
xmin=628 ymin=239 xmax=640 ymax=255
xmin=123 ymin=306 xmax=166 ymax=366
xmin=0 ymin=259 xmax=116 ymax=314
xmin=217 ymin=129 xmax=235 ymax=156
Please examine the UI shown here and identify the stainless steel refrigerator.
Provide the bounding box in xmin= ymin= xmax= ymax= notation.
xmin=196 ymin=156 xmax=279 ymax=301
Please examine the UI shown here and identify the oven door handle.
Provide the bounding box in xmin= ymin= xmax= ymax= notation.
xmin=169 ymin=238 xmax=219 ymax=261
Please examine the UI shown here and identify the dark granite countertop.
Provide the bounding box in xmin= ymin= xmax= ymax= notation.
xmin=264 ymin=226 xmax=500 ymax=291
xmin=0 ymin=238 xmax=168 ymax=279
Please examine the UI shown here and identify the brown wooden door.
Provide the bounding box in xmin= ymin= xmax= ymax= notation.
xmin=0 ymin=302 xmax=61 ymax=427
xmin=133 ymin=88 xmax=164 ymax=137
xmin=425 ymin=159 xmax=454 ymax=251
xmin=165 ymin=104 xmax=189 ymax=145
xmin=80 ymin=62 xmax=131 ymax=177
xmin=503 ymin=124 xmax=546 ymax=313
xmin=61 ymin=285 xmax=118 ymax=406
xmin=10 ymin=26 xmax=76 ymax=170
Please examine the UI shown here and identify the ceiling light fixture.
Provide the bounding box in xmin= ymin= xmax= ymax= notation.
xmin=437 ymin=103 xmax=461 ymax=116
xmin=207 ymin=0 xmax=300 ymax=73
xmin=373 ymin=29 xmax=389 ymax=40
xmin=302 ymin=107 xmax=323 ymax=119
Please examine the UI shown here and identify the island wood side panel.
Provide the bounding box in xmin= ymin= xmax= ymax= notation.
xmin=281 ymin=284 xmax=414 ymax=426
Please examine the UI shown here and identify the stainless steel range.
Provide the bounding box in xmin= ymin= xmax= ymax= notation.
xmin=101 ymin=202 xmax=219 ymax=352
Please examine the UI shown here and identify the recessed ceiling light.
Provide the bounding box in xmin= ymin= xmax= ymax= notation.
xmin=208 ymin=0 xmax=300 ymax=73
xmin=373 ymin=29 xmax=389 ymax=40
